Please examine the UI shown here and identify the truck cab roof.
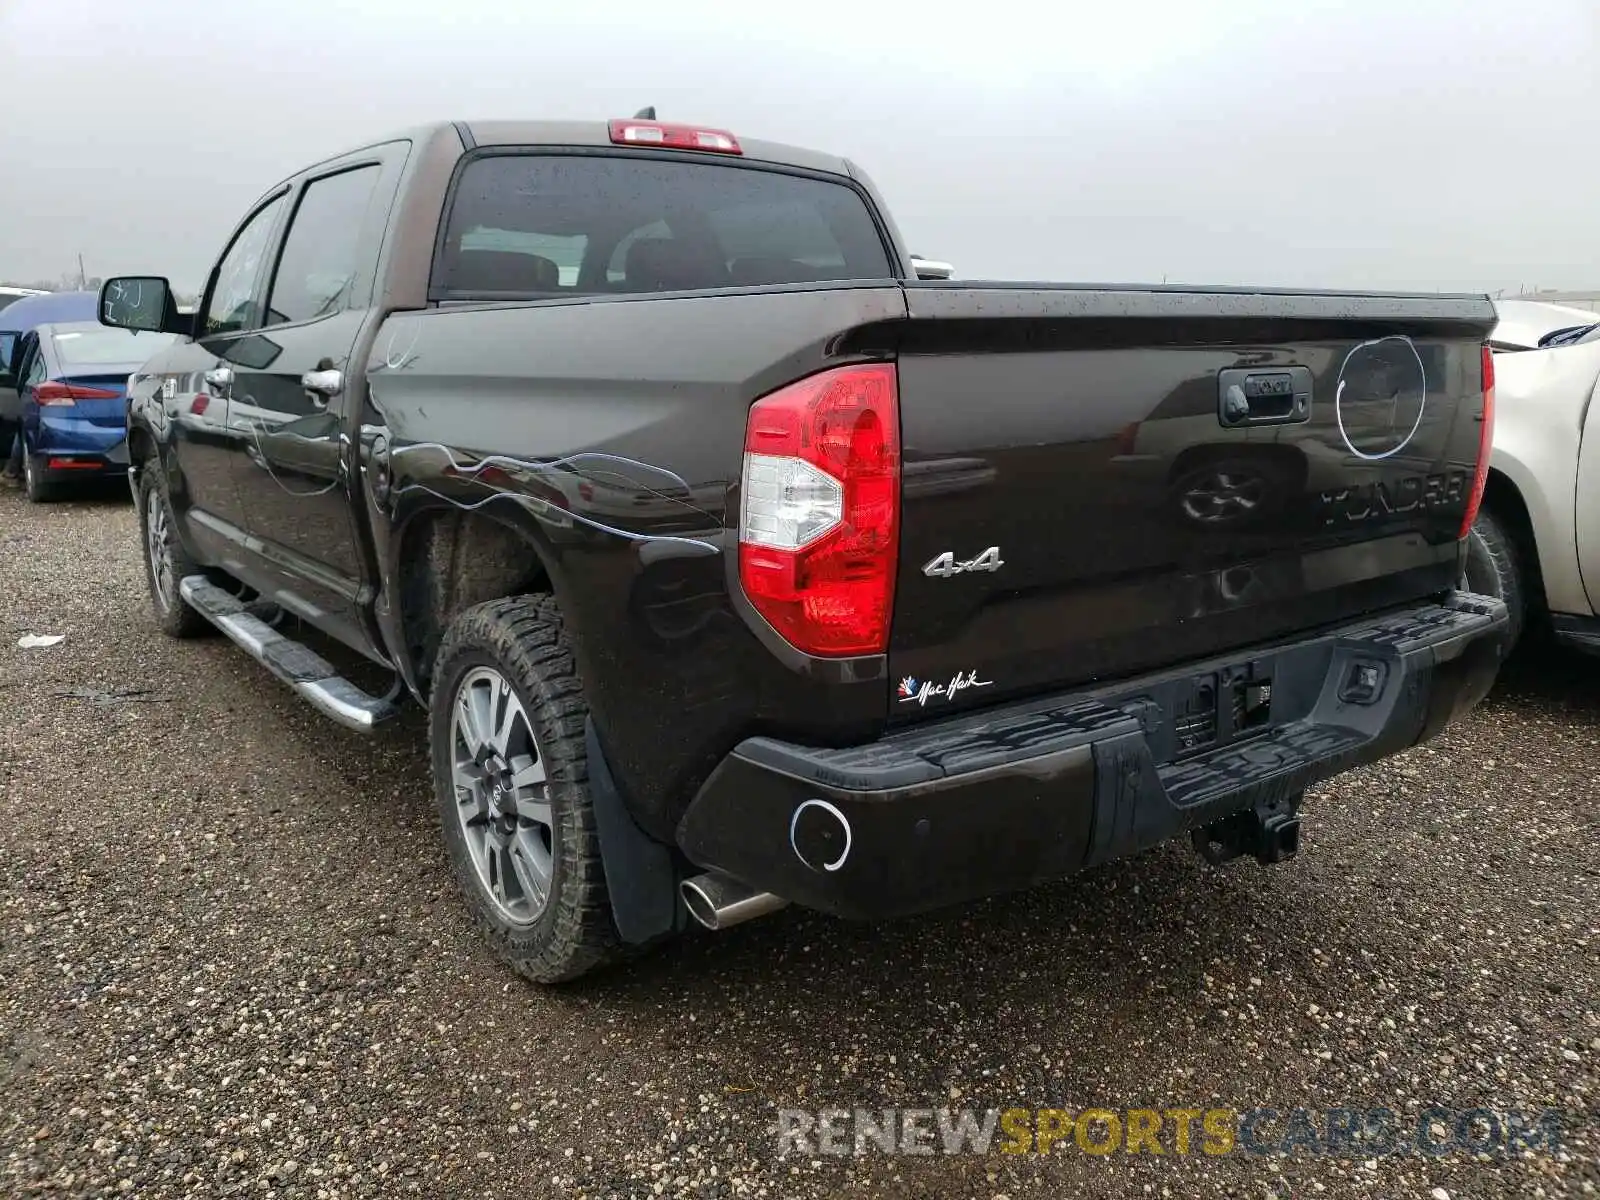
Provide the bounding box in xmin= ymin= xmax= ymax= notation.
xmin=284 ymin=119 xmax=859 ymax=195
xmin=458 ymin=120 xmax=856 ymax=178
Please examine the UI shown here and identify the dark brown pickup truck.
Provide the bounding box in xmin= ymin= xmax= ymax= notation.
xmin=98 ymin=114 xmax=1507 ymax=983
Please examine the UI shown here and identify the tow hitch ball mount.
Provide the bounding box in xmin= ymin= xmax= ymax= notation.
xmin=1192 ymin=791 xmax=1303 ymax=866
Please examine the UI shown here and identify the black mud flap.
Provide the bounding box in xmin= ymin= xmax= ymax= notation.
xmin=586 ymin=719 xmax=685 ymax=945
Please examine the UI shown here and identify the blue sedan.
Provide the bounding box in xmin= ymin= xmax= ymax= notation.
xmin=13 ymin=320 xmax=177 ymax=501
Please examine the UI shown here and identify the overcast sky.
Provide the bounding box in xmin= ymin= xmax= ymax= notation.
xmin=3 ymin=0 xmax=1596 ymax=295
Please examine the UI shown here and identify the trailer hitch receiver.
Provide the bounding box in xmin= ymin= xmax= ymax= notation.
xmin=1192 ymin=791 xmax=1303 ymax=866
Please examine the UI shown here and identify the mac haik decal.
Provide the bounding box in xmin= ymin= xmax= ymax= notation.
xmin=897 ymin=670 xmax=993 ymax=706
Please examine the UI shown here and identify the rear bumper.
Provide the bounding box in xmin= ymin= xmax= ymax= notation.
xmin=675 ymin=592 xmax=1509 ymax=920
xmin=28 ymin=416 xmax=128 ymax=475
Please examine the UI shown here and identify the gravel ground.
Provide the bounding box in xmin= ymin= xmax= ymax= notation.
xmin=1 ymin=482 xmax=1596 ymax=1199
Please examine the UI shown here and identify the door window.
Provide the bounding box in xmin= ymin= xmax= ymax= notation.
xmin=264 ymin=166 xmax=382 ymax=326
xmin=23 ymin=341 xmax=45 ymax=388
xmin=203 ymin=194 xmax=288 ymax=338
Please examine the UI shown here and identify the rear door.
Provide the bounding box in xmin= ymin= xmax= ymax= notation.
xmin=887 ymin=286 xmax=1495 ymax=718
xmin=225 ymin=149 xmax=404 ymax=658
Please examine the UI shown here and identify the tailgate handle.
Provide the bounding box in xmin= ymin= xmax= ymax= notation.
xmin=1217 ymin=366 xmax=1313 ymax=428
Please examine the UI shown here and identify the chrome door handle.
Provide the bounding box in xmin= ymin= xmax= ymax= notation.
xmin=203 ymin=366 xmax=234 ymax=393
xmin=302 ymin=368 xmax=343 ymax=397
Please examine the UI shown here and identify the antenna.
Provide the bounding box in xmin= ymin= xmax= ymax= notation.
xmin=633 ymin=106 xmax=656 ymax=120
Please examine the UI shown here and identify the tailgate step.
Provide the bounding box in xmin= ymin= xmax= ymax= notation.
xmin=178 ymin=575 xmax=398 ymax=732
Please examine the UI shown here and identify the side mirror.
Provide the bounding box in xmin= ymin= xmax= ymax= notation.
xmin=910 ymin=255 xmax=954 ymax=281
xmin=100 ymin=276 xmax=176 ymax=333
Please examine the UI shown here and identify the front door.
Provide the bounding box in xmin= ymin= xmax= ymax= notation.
xmin=226 ymin=156 xmax=401 ymax=660
xmin=161 ymin=191 xmax=290 ymax=568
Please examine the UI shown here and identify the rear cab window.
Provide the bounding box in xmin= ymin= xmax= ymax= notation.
xmin=433 ymin=153 xmax=893 ymax=299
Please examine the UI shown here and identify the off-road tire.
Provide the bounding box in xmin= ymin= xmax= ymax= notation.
xmin=136 ymin=469 xmax=211 ymax=638
xmin=429 ymin=594 xmax=624 ymax=985
xmin=1462 ymin=504 xmax=1525 ymax=650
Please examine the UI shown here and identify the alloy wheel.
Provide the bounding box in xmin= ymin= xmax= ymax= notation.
xmin=146 ymin=489 xmax=176 ymax=613
xmin=449 ymin=665 xmax=555 ymax=926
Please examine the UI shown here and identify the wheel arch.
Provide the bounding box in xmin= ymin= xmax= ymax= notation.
xmin=392 ymin=502 xmax=569 ymax=701
xmin=1481 ymin=462 xmax=1551 ymax=617
xmin=125 ymin=411 xmax=186 ymax=511
xmin=126 ymin=423 xmax=158 ymax=487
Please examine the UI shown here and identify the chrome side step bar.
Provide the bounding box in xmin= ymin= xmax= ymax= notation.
xmin=178 ymin=575 xmax=398 ymax=733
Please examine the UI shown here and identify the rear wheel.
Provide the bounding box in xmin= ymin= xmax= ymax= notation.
xmin=429 ymin=594 xmax=624 ymax=985
xmin=137 ymin=469 xmax=210 ymax=638
xmin=23 ymin=452 xmax=55 ymax=503
xmin=1462 ymin=505 xmax=1525 ymax=649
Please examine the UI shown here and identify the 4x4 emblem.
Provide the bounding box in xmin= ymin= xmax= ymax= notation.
xmin=922 ymin=546 xmax=1003 ymax=578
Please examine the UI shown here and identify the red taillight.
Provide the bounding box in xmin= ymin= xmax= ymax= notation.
xmin=47 ymin=458 xmax=100 ymax=470
xmin=34 ymin=382 xmax=77 ymax=406
xmin=737 ymin=363 xmax=900 ymax=657
xmin=607 ymin=119 xmax=742 ymax=155
xmin=35 ymin=381 xmax=119 ymax=405
xmin=1460 ymin=344 xmax=1496 ymax=539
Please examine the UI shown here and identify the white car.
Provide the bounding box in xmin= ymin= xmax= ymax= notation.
xmin=1463 ymin=303 xmax=1600 ymax=651
xmin=1487 ymin=298 xmax=1599 ymax=352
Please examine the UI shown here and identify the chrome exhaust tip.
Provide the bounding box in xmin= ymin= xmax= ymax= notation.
xmin=679 ymin=872 xmax=788 ymax=931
